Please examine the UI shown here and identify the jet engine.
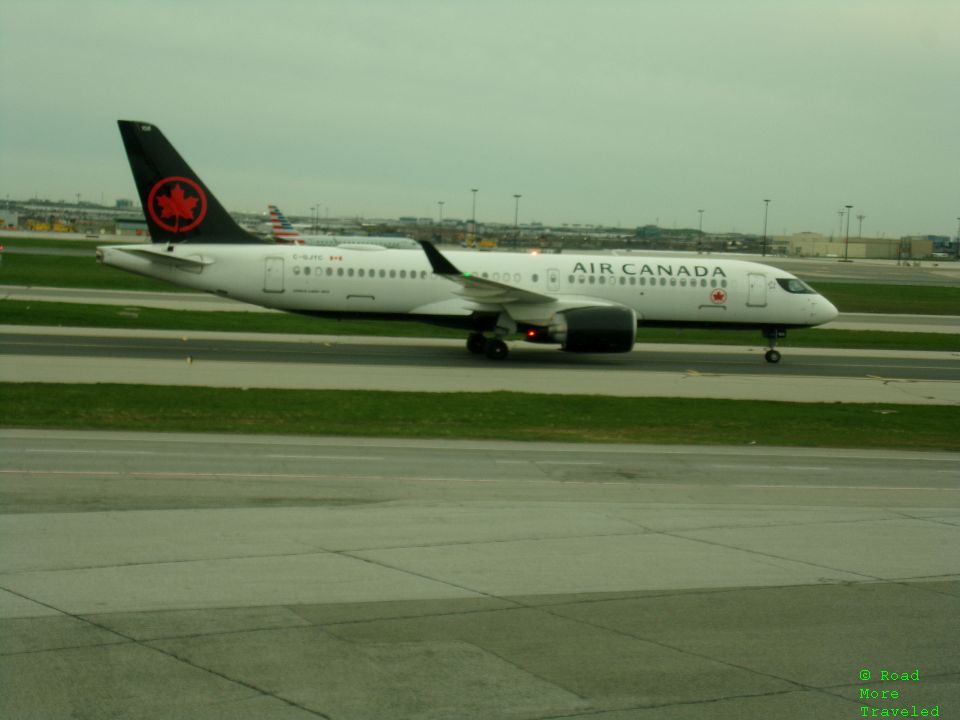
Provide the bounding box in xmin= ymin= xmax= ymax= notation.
xmin=525 ymin=306 xmax=637 ymax=353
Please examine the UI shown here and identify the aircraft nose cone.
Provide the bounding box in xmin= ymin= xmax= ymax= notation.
xmin=817 ymin=297 xmax=840 ymax=324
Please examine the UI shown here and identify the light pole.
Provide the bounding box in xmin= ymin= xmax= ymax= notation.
xmin=470 ymin=189 xmax=478 ymax=243
xmin=761 ymin=199 xmax=770 ymax=257
xmin=857 ymin=214 xmax=865 ymax=239
xmin=844 ymin=204 xmax=853 ymax=261
xmin=956 ymin=217 xmax=960 ymax=260
xmin=698 ymin=209 xmax=704 ymax=234
xmin=438 ymin=201 xmax=445 ymax=224
xmin=513 ymin=194 xmax=522 ymax=229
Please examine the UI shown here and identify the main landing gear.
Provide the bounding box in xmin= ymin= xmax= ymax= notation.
xmin=763 ymin=328 xmax=786 ymax=364
xmin=467 ymin=332 xmax=509 ymax=360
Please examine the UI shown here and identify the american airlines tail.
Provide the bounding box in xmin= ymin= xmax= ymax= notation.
xmin=267 ymin=204 xmax=305 ymax=245
xmin=117 ymin=120 xmax=264 ymax=245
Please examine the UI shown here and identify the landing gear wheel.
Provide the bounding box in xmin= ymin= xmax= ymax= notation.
xmin=484 ymin=338 xmax=509 ymax=360
xmin=762 ymin=328 xmax=786 ymax=364
xmin=466 ymin=333 xmax=486 ymax=355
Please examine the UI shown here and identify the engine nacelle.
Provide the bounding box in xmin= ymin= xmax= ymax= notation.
xmin=528 ymin=306 xmax=637 ymax=353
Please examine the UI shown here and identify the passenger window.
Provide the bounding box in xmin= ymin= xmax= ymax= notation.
xmin=304 ymin=267 xmax=311 ymax=276
xmin=337 ymin=268 xmax=344 ymax=276
xmin=348 ymin=268 xmax=354 ymax=277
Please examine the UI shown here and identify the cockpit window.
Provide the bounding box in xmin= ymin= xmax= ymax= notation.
xmin=776 ymin=278 xmax=816 ymax=294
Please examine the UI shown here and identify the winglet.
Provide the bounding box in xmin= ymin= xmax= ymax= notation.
xmin=418 ymin=240 xmax=461 ymax=276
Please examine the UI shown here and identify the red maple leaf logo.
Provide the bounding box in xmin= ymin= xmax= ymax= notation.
xmin=711 ymin=289 xmax=727 ymax=304
xmin=156 ymin=184 xmax=198 ymax=227
xmin=147 ymin=177 xmax=208 ymax=234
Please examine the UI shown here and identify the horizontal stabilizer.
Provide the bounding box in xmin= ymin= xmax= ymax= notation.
xmin=118 ymin=246 xmax=215 ymax=268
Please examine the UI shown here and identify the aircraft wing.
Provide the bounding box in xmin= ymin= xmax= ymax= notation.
xmin=418 ymin=241 xmax=633 ymax=325
xmin=419 ymin=241 xmax=556 ymax=305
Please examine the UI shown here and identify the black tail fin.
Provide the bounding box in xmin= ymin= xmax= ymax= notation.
xmin=117 ymin=120 xmax=264 ymax=244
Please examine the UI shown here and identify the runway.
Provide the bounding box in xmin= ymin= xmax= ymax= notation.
xmin=3 ymin=325 xmax=959 ymax=405
xmin=1 ymin=429 xmax=958 ymax=718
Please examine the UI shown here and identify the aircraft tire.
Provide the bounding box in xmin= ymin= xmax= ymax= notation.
xmin=467 ymin=333 xmax=486 ymax=354
xmin=765 ymin=349 xmax=782 ymax=364
xmin=485 ymin=339 xmax=509 ymax=360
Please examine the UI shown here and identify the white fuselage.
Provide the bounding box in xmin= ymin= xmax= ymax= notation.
xmin=98 ymin=244 xmax=838 ymax=330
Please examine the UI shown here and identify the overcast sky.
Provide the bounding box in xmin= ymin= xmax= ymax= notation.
xmin=1 ymin=0 xmax=957 ymax=237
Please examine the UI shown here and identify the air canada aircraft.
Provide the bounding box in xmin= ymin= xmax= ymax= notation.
xmin=267 ymin=204 xmax=419 ymax=249
xmin=98 ymin=120 xmax=839 ymax=362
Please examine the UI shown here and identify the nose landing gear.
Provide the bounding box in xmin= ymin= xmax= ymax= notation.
xmin=762 ymin=328 xmax=786 ymax=363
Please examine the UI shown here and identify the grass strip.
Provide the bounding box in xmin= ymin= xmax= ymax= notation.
xmin=811 ymin=281 xmax=960 ymax=315
xmin=1 ymin=383 xmax=956 ymax=450
xmin=0 ymin=253 xmax=194 ymax=292
xmin=2 ymin=299 xmax=956 ymax=351
xmin=0 ymin=299 xmax=461 ymax=338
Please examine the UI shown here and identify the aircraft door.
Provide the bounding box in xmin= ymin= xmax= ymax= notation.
xmin=747 ymin=273 xmax=767 ymax=307
xmin=547 ymin=268 xmax=560 ymax=292
xmin=264 ymin=257 xmax=285 ymax=293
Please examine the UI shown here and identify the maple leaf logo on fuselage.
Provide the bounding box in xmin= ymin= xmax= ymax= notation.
xmin=146 ymin=176 xmax=208 ymax=234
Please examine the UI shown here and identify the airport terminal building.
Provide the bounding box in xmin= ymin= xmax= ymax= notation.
xmin=773 ymin=232 xmax=936 ymax=260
